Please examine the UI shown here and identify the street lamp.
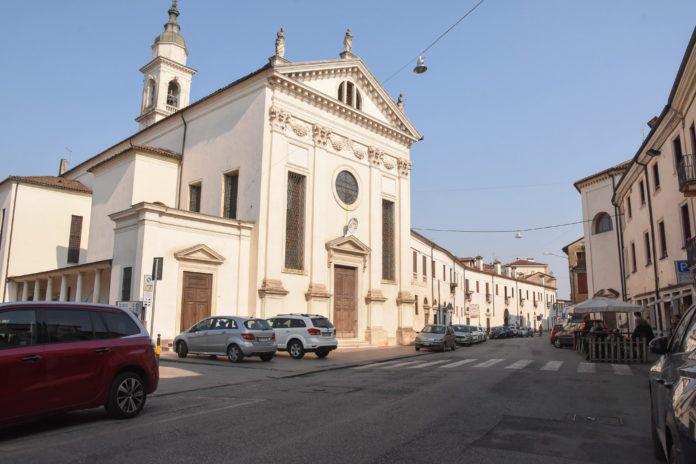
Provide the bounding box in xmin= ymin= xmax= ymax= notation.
xmin=543 ymin=251 xmax=567 ymax=259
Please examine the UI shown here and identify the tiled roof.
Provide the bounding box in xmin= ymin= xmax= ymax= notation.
xmin=5 ymin=176 xmax=91 ymax=194
xmin=507 ymin=259 xmax=546 ymax=267
xmin=88 ymin=145 xmax=181 ymax=172
xmin=573 ymin=159 xmax=631 ymax=192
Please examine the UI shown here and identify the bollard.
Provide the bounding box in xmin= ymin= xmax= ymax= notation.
xmin=156 ymin=333 xmax=161 ymax=360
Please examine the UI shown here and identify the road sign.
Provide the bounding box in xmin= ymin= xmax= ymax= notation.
xmin=152 ymin=257 xmax=163 ymax=280
xmin=469 ymin=305 xmax=479 ymax=319
xmin=143 ymin=274 xmax=153 ymax=292
xmin=143 ymin=290 xmax=153 ymax=307
xmin=675 ymin=260 xmax=695 ymax=285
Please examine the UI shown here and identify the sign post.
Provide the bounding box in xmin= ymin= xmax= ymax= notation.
xmin=149 ymin=258 xmax=163 ymax=338
xmin=675 ymin=260 xmax=695 ymax=285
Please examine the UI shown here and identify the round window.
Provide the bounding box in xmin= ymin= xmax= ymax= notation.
xmin=335 ymin=170 xmax=358 ymax=205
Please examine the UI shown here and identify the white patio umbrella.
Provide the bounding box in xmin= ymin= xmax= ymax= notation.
xmin=569 ymin=297 xmax=641 ymax=314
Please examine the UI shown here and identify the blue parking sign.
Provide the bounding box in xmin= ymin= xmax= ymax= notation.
xmin=675 ymin=260 xmax=694 ymax=284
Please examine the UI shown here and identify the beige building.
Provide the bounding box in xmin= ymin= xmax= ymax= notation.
xmin=562 ymin=237 xmax=588 ymax=304
xmin=583 ymin=26 xmax=696 ymax=335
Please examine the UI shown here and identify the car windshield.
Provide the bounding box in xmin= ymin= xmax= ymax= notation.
xmin=453 ymin=325 xmax=468 ymax=332
xmin=244 ymin=319 xmax=271 ymax=330
xmin=311 ymin=318 xmax=334 ymax=329
xmin=422 ymin=325 xmax=445 ymax=334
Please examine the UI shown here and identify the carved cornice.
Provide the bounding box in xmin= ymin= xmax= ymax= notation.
xmin=312 ymin=124 xmax=332 ymax=147
xmin=305 ymin=283 xmax=332 ymax=301
xmin=365 ymin=289 xmax=387 ymax=304
xmin=258 ymin=279 xmax=289 ymax=298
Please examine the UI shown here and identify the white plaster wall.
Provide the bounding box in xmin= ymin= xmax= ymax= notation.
xmin=5 ymin=184 xmax=91 ymax=278
xmin=132 ymin=154 xmax=179 ymax=207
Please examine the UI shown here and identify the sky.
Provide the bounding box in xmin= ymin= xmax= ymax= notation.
xmin=2 ymin=0 xmax=696 ymax=300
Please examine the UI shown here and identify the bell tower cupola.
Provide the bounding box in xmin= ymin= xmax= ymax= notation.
xmin=136 ymin=0 xmax=196 ymax=130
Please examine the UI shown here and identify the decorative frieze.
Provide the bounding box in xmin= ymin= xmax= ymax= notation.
xmin=329 ymin=134 xmax=346 ymax=152
xmin=397 ymin=159 xmax=411 ymax=177
xmin=382 ymin=155 xmax=395 ymax=170
xmin=368 ymin=146 xmax=383 ymax=167
xmin=312 ymin=124 xmax=332 ymax=147
xmin=289 ymin=117 xmax=310 ymax=138
xmin=269 ymin=105 xmax=291 ymax=130
xmin=349 ymin=139 xmax=366 ymax=160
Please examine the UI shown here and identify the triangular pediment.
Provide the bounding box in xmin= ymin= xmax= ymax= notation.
xmin=174 ymin=244 xmax=225 ymax=265
xmin=326 ymin=235 xmax=370 ymax=256
xmin=274 ymin=59 xmax=422 ymax=142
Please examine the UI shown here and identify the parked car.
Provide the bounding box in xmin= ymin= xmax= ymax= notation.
xmin=509 ymin=326 xmax=519 ymax=337
xmin=649 ymin=303 xmax=696 ymax=463
xmin=489 ymin=326 xmax=505 ymax=339
xmin=0 ymin=301 xmax=158 ymax=424
xmin=550 ymin=323 xmax=564 ymax=344
xmin=519 ymin=327 xmax=533 ymax=337
xmin=452 ymin=325 xmax=473 ymax=346
xmin=470 ymin=326 xmax=486 ymax=343
xmin=553 ymin=319 xmax=607 ymax=348
xmin=268 ymin=314 xmax=337 ymax=359
xmin=174 ymin=316 xmax=276 ymax=363
xmin=415 ymin=325 xmax=456 ymax=351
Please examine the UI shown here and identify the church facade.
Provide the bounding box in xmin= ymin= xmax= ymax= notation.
xmin=0 ymin=3 xmax=421 ymax=346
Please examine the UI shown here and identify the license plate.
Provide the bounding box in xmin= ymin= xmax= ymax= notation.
xmin=322 ymin=332 xmax=332 ymax=336
xmin=258 ymin=337 xmax=269 ymax=342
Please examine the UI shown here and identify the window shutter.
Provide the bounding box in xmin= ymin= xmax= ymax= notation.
xmin=67 ymin=215 xmax=83 ymax=263
xmin=285 ymin=172 xmax=305 ymax=270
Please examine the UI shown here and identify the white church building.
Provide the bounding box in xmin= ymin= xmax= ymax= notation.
xmin=0 ymin=3 xmax=555 ymax=345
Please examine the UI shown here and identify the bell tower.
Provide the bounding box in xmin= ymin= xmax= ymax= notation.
xmin=136 ymin=0 xmax=196 ymax=130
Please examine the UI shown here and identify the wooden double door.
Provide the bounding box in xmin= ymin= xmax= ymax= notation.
xmin=180 ymin=272 xmax=212 ymax=331
xmin=334 ymin=265 xmax=357 ymax=338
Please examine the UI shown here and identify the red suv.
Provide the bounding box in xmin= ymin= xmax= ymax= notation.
xmin=550 ymin=324 xmax=564 ymax=344
xmin=0 ymin=302 xmax=158 ymax=424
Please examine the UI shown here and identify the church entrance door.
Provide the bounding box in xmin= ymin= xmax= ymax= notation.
xmin=181 ymin=272 xmax=212 ymax=331
xmin=334 ymin=265 xmax=356 ymax=338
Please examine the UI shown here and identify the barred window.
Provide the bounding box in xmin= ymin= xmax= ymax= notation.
xmin=223 ymin=172 xmax=238 ymax=219
xmin=382 ymin=199 xmax=395 ymax=281
xmin=335 ymin=170 xmax=358 ymax=205
xmin=285 ymin=172 xmax=306 ymax=270
xmin=67 ymin=215 xmax=82 ymax=264
xmin=121 ymin=267 xmax=132 ymax=301
xmin=189 ymin=183 xmax=201 ymax=212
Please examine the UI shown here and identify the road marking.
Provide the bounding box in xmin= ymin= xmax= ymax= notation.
xmin=473 ymin=358 xmax=504 ymax=368
xmin=611 ymin=364 xmax=633 ymax=376
xmin=439 ymin=359 xmax=477 ymax=369
xmin=407 ymin=360 xmax=450 ymax=369
xmin=353 ymin=360 xmax=404 ymax=369
xmin=577 ymin=362 xmax=596 ymax=373
xmin=381 ymin=360 xmax=423 ymax=369
xmin=540 ymin=361 xmax=563 ymax=371
xmin=505 ymin=359 xmax=533 ymax=370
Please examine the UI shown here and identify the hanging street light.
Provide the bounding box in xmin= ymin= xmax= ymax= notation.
xmin=413 ymin=55 xmax=427 ymax=74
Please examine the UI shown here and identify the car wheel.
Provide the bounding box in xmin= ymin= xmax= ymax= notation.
xmin=315 ymin=348 xmax=330 ymax=358
xmin=176 ymin=341 xmax=188 ymax=358
xmin=554 ymin=338 xmax=562 ymax=348
xmin=227 ymin=344 xmax=244 ymax=363
xmin=260 ymin=353 xmax=274 ymax=362
xmin=105 ymin=371 xmax=147 ymax=419
xmin=288 ymin=340 xmax=305 ymax=359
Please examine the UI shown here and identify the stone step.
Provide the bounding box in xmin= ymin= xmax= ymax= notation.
xmin=337 ymin=338 xmax=375 ymax=349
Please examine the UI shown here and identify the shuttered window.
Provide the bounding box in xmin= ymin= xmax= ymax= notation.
xmin=423 ymin=256 xmax=427 ymax=277
xmin=382 ymin=199 xmax=395 ymax=281
xmin=285 ymin=172 xmax=305 ymax=271
xmin=121 ymin=267 xmax=132 ymax=301
xmin=67 ymin=215 xmax=82 ymax=264
xmin=223 ymin=172 xmax=238 ymax=219
xmin=189 ymin=184 xmax=201 ymax=212
xmin=413 ymin=251 xmax=417 ymax=273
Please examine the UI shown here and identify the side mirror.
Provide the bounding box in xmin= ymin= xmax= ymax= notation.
xmin=649 ymin=337 xmax=668 ymax=355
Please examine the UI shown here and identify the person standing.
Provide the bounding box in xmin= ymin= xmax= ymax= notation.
xmin=632 ymin=311 xmax=654 ymax=341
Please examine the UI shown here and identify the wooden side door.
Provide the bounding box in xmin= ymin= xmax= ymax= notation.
xmin=334 ymin=266 xmax=356 ymax=338
xmin=181 ymin=272 xmax=212 ymax=332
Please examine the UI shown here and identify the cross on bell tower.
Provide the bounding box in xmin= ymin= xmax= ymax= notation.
xmin=136 ymin=0 xmax=197 ymax=130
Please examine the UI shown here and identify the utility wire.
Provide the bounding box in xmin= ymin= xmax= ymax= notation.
xmin=382 ymin=0 xmax=486 ymax=84
xmin=413 ymin=214 xmax=623 ymax=234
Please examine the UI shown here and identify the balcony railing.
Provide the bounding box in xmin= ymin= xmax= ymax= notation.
xmin=678 ymin=154 xmax=696 ymax=196
xmin=687 ymin=237 xmax=696 ymax=270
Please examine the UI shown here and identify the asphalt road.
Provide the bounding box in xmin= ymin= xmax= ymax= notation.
xmin=1 ymin=336 xmax=659 ymax=463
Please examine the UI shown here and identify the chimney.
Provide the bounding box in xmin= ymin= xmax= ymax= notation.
xmin=475 ymin=256 xmax=483 ymax=270
xmin=505 ymin=267 xmax=512 ymax=277
xmin=494 ymin=260 xmax=502 ymax=274
xmin=526 ymin=257 xmax=535 ymax=262
xmin=59 ymin=158 xmax=68 ymax=176
xmin=647 ymin=116 xmax=658 ymax=129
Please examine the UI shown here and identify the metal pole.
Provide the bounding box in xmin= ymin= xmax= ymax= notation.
xmin=149 ymin=264 xmax=158 ymax=338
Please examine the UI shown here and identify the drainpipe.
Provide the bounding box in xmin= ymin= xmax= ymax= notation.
xmin=611 ymin=174 xmax=627 ymax=301
xmin=430 ymin=245 xmax=435 ymax=323
xmin=176 ymin=112 xmax=188 ymax=209
xmin=635 ymin=158 xmax=661 ymax=330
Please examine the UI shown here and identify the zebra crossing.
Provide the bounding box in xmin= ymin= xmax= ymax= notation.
xmin=352 ymin=358 xmax=637 ymax=376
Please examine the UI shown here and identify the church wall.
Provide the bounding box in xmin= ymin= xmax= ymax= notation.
xmin=132 ymin=154 xmax=180 ymax=207
xmin=4 ymin=183 xmax=91 ymax=278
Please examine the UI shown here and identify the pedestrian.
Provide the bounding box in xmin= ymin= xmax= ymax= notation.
xmin=538 ymin=323 xmax=543 ymax=336
xmin=631 ymin=311 xmax=654 ymax=341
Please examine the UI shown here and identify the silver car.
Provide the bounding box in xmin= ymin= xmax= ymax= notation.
xmin=415 ymin=325 xmax=456 ymax=352
xmin=452 ymin=325 xmax=474 ymax=346
xmin=173 ymin=316 xmax=277 ymax=363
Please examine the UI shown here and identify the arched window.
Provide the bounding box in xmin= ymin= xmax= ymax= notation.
xmin=338 ymin=81 xmax=362 ymax=110
xmin=593 ymin=212 xmax=613 ymax=234
xmin=147 ymin=79 xmax=156 ymax=108
xmin=166 ymin=80 xmax=180 ymax=109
